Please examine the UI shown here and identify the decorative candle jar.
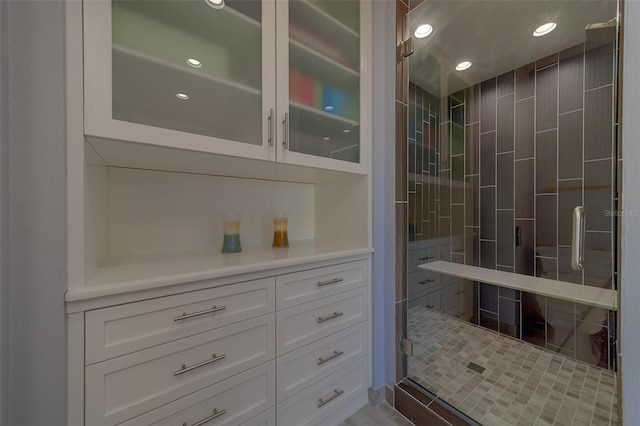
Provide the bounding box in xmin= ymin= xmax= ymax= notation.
xmin=272 ymin=212 xmax=289 ymax=248
xmin=221 ymin=212 xmax=242 ymax=253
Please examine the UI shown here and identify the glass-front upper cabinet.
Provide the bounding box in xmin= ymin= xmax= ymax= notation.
xmin=83 ymin=0 xmax=276 ymax=161
xmin=277 ymin=0 xmax=369 ymax=173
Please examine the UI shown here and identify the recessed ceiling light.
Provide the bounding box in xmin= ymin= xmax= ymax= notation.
xmin=204 ymin=0 xmax=225 ymax=9
xmin=323 ymin=136 xmax=331 ymax=141
xmin=342 ymin=129 xmax=351 ymax=134
xmin=186 ymin=58 xmax=202 ymax=68
xmin=414 ymin=24 xmax=434 ymax=39
xmin=176 ymin=93 xmax=189 ymax=100
xmin=324 ymin=105 xmax=334 ymax=112
xmin=455 ymin=61 xmax=472 ymax=71
xmin=533 ymin=22 xmax=557 ymax=37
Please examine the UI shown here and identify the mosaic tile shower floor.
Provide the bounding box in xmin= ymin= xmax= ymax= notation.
xmin=408 ymin=305 xmax=618 ymax=426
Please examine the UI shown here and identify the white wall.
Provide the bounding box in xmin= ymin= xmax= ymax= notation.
xmin=371 ymin=0 xmax=397 ymax=390
xmin=621 ymin=0 xmax=640 ymax=423
xmin=4 ymin=0 xmax=67 ymax=424
xmin=106 ymin=167 xmax=314 ymax=257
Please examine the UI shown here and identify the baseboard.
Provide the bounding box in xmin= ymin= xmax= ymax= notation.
xmin=368 ymin=384 xmax=395 ymax=407
xmin=385 ymin=385 xmax=394 ymax=406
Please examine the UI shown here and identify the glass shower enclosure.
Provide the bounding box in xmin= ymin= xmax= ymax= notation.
xmin=402 ymin=0 xmax=621 ymax=424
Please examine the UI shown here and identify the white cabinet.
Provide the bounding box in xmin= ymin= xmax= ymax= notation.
xmin=86 ymin=316 xmax=274 ymax=424
xmin=66 ymin=1 xmax=372 ymax=423
xmin=73 ymin=257 xmax=370 ymax=425
xmin=85 ymin=278 xmax=274 ymax=364
xmin=82 ymin=0 xmax=370 ymax=174
xmin=274 ymin=259 xmax=370 ymax=425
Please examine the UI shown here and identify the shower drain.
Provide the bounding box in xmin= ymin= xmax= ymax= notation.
xmin=467 ymin=362 xmax=485 ymax=374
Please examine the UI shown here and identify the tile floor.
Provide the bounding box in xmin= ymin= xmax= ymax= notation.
xmin=340 ymin=402 xmax=413 ymax=426
xmin=407 ymin=305 xmax=619 ymax=426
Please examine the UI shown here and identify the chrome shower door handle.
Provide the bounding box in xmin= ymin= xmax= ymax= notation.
xmin=571 ymin=206 xmax=585 ymax=271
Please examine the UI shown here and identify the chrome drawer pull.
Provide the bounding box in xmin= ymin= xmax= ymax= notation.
xmin=316 ymin=278 xmax=344 ymax=287
xmin=317 ymin=388 xmax=344 ymax=408
xmin=183 ymin=408 xmax=226 ymax=426
xmin=419 ymin=279 xmax=435 ymax=285
xmin=317 ymin=311 xmax=343 ymax=324
xmin=317 ymin=350 xmax=344 ymax=365
xmin=174 ymin=354 xmax=226 ymax=376
xmin=174 ymin=305 xmax=226 ymax=322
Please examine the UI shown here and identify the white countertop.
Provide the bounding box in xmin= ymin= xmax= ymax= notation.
xmin=66 ymin=241 xmax=373 ymax=303
xmin=419 ymin=260 xmax=617 ymax=310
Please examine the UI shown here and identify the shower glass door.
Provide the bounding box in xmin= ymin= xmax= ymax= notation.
xmin=404 ymin=0 xmax=621 ymax=424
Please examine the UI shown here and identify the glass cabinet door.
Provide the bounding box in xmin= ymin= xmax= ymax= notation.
xmin=84 ymin=0 xmax=275 ymax=160
xmin=281 ymin=0 xmax=361 ymax=164
xmin=110 ymin=0 xmax=264 ymax=144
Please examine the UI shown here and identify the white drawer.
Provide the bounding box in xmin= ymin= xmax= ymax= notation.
xmin=408 ymin=289 xmax=442 ymax=311
xmin=120 ymin=361 xmax=275 ymax=426
xmin=276 ymin=260 xmax=367 ymax=310
xmin=85 ymin=278 xmax=274 ymax=364
xmin=276 ymin=287 xmax=367 ymax=356
xmin=241 ymin=408 xmax=275 ymax=426
xmin=407 ymin=269 xmax=441 ymax=297
xmin=86 ymin=315 xmax=274 ymax=425
xmin=277 ymin=357 xmax=368 ymax=426
xmin=408 ymin=247 xmax=439 ymax=272
xmin=276 ymin=322 xmax=367 ymax=402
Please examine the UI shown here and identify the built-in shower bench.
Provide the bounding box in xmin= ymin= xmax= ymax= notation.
xmin=419 ymin=260 xmax=617 ymax=310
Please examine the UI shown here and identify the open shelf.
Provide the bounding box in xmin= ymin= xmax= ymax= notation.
xmin=420 ymin=260 xmax=617 ymax=310
xmin=66 ymin=242 xmax=372 ymax=303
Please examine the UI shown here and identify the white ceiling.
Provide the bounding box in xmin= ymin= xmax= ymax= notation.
xmin=408 ymin=0 xmax=618 ymax=96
